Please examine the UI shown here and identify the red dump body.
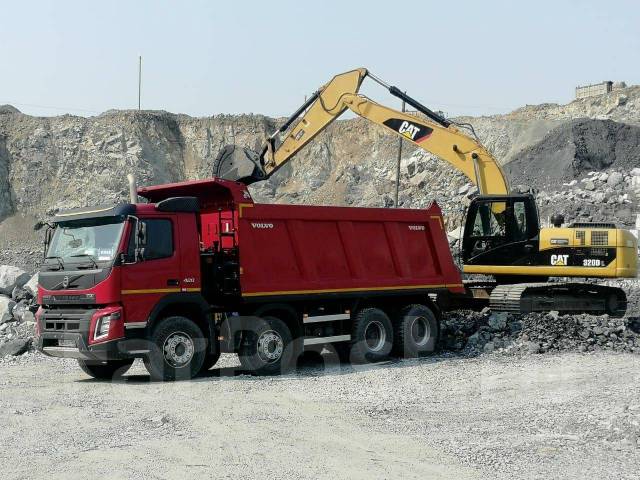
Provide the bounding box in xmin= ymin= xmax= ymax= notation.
xmin=139 ymin=178 xmax=464 ymax=299
xmin=238 ymin=203 xmax=463 ymax=297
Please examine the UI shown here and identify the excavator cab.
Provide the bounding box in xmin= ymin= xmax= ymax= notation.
xmin=462 ymin=194 xmax=541 ymax=271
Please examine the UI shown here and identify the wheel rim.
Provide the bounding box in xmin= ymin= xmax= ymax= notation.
xmin=410 ymin=316 xmax=431 ymax=347
xmin=163 ymin=331 xmax=195 ymax=368
xmin=364 ymin=320 xmax=386 ymax=352
xmin=256 ymin=329 xmax=284 ymax=363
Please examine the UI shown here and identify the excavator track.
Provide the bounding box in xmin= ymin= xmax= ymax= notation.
xmin=489 ymin=283 xmax=627 ymax=317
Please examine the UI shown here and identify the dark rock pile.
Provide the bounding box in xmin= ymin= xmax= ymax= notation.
xmin=440 ymin=309 xmax=640 ymax=355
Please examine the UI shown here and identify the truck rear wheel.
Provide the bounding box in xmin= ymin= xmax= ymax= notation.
xmin=77 ymin=359 xmax=134 ymax=380
xmin=144 ymin=316 xmax=207 ymax=381
xmin=238 ymin=316 xmax=294 ymax=375
xmin=348 ymin=308 xmax=393 ymax=363
xmin=393 ymin=304 xmax=439 ymax=358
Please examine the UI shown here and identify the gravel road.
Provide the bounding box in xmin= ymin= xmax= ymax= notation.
xmin=1 ymin=351 xmax=639 ymax=480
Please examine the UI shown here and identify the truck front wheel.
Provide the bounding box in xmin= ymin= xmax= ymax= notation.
xmin=78 ymin=359 xmax=134 ymax=380
xmin=238 ymin=316 xmax=294 ymax=375
xmin=144 ymin=316 xmax=207 ymax=381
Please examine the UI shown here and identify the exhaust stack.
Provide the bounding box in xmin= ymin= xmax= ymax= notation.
xmin=127 ymin=174 xmax=138 ymax=204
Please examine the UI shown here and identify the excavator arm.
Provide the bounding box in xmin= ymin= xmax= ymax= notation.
xmin=214 ymin=68 xmax=508 ymax=195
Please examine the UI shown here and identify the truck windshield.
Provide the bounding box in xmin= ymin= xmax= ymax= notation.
xmin=47 ymin=219 xmax=125 ymax=263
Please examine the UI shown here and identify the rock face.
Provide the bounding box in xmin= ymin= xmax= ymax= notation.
xmin=1 ymin=84 xmax=640 ymax=270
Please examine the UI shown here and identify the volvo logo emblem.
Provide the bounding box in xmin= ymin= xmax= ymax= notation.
xmin=62 ymin=276 xmax=70 ymax=289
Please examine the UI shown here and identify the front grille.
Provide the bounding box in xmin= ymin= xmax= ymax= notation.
xmin=45 ymin=321 xmax=80 ymax=331
xmin=41 ymin=310 xmax=93 ymax=333
xmin=591 ymin=230 xmax=609 ymax=246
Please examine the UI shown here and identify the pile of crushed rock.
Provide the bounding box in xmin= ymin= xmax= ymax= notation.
xmin=441 ymin=309 xmax=640 ymax=355
xmin=534 ymin=167 xmax=640 ymax=227
xmin=0 ymin=265 xmax=38 ymax=358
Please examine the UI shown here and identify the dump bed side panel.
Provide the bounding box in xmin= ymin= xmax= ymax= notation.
xmin=237 ymin=203 xmax=462 ymax=297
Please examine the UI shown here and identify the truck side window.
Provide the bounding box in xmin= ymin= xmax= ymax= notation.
xmin=127 ymin=219 xmax=174 ymax=260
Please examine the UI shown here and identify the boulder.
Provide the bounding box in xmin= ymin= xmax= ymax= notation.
xmin=11 ymin=286 xmax=29 ymax=302
xmin=22 ymin=273 xmax=39 ymax=298
xmin=400 ymin=157 xmax=417 ymax=176
xmin=12 ymin=301 xmax=34 ymax=323
xmin=409 ymin=171 xmax=429 ymax=187
xmin=458 ymin=184 xmax=471 ymax=195
xmin=0 ymin=338 xmax=31 ymax=357
xmin=583 ymin=180 xmax=595 ymax=191
xmin=483 ymin=342 xmax=495 ymax=353
xmin=488 ymin=312 xmax=508 ymax=332
xmin=607 ymin=172 xmax=623 ymax=187
xmin=0 ymin=266 xmax=30 ymax=296
xmin=0 ymin=296 xmax=16 ymax=324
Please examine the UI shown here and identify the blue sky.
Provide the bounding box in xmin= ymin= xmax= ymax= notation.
xmin=1 ymin=0 xmax=638 ymax=118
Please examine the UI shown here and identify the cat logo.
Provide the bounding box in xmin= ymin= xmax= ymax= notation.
xmin=398 ymin=121 xmax=421 ymax=140
xmin=383 ymin=118 xmax=433 ymax=143
xmin=550 ymin=254 xmax=569 ymax=266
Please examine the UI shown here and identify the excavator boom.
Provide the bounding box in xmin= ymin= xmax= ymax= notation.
xmin=214 ymin=68 xmax=509 ymax=195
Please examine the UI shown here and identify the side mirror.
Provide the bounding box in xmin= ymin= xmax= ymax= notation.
xmin=34 ymin=221 xmax=45 ymax=231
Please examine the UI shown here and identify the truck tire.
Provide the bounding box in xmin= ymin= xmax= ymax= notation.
xmin=393 ymin=304 xmax=438 ymax=358
xmin=349 ymin=308 xmax=393 ymax=363
xmin=200 ymin=351 xmax=221 ymax=373
xmin=143 ymin=316 xmax=207 ymax=381
xmin=77 ymin=359 xmax=134 ymax=380
xmin=238 ymin=316 xmax=294 ymax=375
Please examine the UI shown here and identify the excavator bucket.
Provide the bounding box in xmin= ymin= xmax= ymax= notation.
xmin=213 ymin=145 xmax=267 ymax=184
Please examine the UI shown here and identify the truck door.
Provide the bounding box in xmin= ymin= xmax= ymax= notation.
xmin=120 ymin=216 xmax=181 ymax=325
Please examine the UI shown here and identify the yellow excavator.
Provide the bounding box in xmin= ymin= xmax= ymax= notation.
xmin=214 ymin=68 xmax=638 ymax=315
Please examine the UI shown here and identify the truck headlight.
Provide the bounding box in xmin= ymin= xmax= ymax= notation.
xmin=94 ymin=311 xmax=121 ymax=340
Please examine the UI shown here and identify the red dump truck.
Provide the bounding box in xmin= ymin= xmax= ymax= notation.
xmin=35 ymin=177 xmax=463 ymax=380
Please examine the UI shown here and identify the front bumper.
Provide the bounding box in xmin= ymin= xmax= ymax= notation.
xmin=38 ymin=333 xmax=125 ymax=361
xmin=37 ymin=307 xmax=147 ymax=361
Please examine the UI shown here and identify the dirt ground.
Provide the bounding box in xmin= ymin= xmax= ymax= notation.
xmin=1 ymin=352 xmax=639 ymax=480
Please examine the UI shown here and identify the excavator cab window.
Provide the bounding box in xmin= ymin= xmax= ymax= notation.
xmin=472 ymin=202 xmax=506 ymax=238
xmin=463 ymin=195 xmax=539 ymax=264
